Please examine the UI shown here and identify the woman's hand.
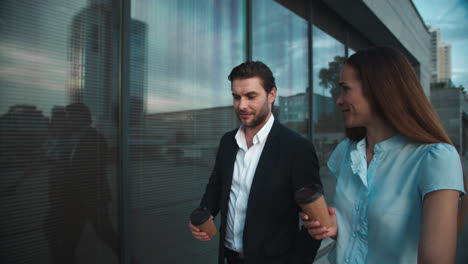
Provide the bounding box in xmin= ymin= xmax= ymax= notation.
xmin=188 ymin=216 xmax=214 ymax=241
xmin=301 ymin=207 xmax=338 ymax=240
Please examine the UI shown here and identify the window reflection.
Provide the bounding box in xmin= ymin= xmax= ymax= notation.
xmin=252 ymin=0 xmax=309 ymax=137
xmin=0 ymin=1 xmax=119 ymax=263
xmin=312 ymin=26 xmax=346 ymax=205
xmin=130 ymin=0 xmax=245 ymax=263
xmin=46 ymin=103 xmax=118 ymax=264
xmin=5 ymin=1 xmax=465 ymax=263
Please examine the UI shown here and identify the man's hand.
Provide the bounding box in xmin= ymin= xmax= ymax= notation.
xmin=188 ymin=216 xmax=213 ymax=241
xmin=300 ymin=207 xmax=338 ymax=240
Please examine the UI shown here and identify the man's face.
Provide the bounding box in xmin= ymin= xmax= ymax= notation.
xmin=231 ymin=77 xmax=276 ymax=130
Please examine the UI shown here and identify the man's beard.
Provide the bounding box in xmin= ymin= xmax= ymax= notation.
xmin=237 ymin=103 xmax=270 ymax=129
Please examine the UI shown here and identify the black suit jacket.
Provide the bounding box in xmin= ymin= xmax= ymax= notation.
xmin=200 ymin=120 xmax=322 ymax=264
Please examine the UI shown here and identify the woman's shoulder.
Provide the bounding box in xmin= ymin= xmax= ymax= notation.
xmin=394 ymin=135 xmax=457 ymax=158
xmin=406 ymin=140 xmax=459 ymax=160
xmin=421 ymin=142 xmax=460 ymax=164
xmin=415 ymin=142 xmax=465 ymax=198
xmin=327 ymin=138 xmax=354 ymax=176
xmin=330 ymin=138 xmax=354 ymax=160
xmin=425 ymin=142 xmax=458 ymax=153
xmin=335 ymin=138 xmax=353 ymax=152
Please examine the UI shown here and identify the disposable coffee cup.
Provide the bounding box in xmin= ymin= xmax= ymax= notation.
xmin=295 ymin=184 xmax=331 ymax=228
xmin=190 ymin=207 xmax=217 ymax=238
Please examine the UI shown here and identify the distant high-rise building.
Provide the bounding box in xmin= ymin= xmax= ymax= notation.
xmin=438 ymin=42 xmax=451 ymax=82
xmin=428 ymin=26 xmax=451 ymax=83
xmin=68 ymin=0 xmax=147 ymax=142
xmin=68 ymin=0 xmax=115 ymax=139
xmin=428 ymin=26 xmax=440 ymax=82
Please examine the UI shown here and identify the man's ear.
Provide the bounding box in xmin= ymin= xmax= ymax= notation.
xmin=268 ymin=87 xmax=277 ymax=105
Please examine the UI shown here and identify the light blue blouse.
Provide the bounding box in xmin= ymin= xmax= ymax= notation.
xmin=327 ymin=134 xmax=465 ymax=264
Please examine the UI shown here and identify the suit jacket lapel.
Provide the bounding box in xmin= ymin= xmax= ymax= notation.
xmin=223 ymin=135 xmax=238 ymax=195
xmin=220 ymin=133 xmax=239 ymax=230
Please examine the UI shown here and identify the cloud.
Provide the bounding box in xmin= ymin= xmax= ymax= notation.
xmin=0 ymin=42 xmax=67 ymax=92
xmin=145 ymin=74 xmax=232 ymax=113
xmin=422 ymin=0 xmax=468 ymax=39
xmin=0 ymin=41 xmax=63 ymax=64
xmin=146 ymin=94 xmax=189 ymax=113
xmin=0 ymin=67 xmax=66 ymax=92
xmin=453 ymin=68 xmax=468 ymax=74
xmin=435 ymin=0 xmax=467 ymax=21
xmin=441 ymin=27 xmax=468 ymax=42
xmin=313 ymin=36 xmax=344 ymax=49
xmin=452 ymin=68 xmax=468 ymax=88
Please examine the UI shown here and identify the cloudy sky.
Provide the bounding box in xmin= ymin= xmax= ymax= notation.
xmin=2 ymin=0 xmax=466 ymax=116
xmin=413 ymin=0 xmax=468 ymax=88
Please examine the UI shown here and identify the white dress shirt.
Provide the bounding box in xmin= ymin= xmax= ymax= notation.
xmin=225 ymin=114 xmax=275 ymax=252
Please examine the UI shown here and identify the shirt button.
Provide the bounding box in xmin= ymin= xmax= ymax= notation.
xmin=352 ymin=232 xmax=357 ymax=238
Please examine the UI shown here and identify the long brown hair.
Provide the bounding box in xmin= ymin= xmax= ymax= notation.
xmin=344 ymin=46 xmax=467 ymax=231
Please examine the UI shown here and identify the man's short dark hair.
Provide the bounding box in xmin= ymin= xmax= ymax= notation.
xmin=228 ymin=61 xmax=276 ymax=93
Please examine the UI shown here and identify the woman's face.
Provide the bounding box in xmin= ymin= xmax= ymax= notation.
xmin=337 ymin=64 xmax=374 ymax=128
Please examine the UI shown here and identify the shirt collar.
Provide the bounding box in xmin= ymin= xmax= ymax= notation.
xmin=235 ymin=114 xmax=275 ymax=150
xmin=352 ymin=139 xmax=368 ymax=187
xmin=351 ymin=133 xmax=407 ymax=188
xmin=357 ymin=133 xmax=407 ymax=153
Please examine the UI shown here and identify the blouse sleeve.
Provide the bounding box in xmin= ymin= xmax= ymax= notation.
xmin=327 ymin=138 xmax=351 ymax=179
xmin=418 ymin=143 xmax=466 ymax=199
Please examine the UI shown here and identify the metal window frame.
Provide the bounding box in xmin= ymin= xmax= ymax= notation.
xmin=119 ymin=0 xmax=131 ymax=263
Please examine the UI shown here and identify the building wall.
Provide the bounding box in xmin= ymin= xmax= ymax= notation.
xmin=431 ymin=88 xmax=463 ymax=150
xmin=362 ymin=0 xmax=431 ymax=94
xmin=321 ymin=0 xmax=431 ymax=95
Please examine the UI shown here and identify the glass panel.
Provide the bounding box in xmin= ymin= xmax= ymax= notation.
xmin=129 ymin=0 xmax=245 ymax=263
xmin=252 ymin=0 xmax=309 ymax=138
xmin=312 ymin=26 xmax=346 ymax=205
xmin=0 ymin=0 xmax=120 ymax=263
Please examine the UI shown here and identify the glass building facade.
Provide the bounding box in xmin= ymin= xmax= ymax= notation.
xmin=0 ymin=0 xmax=465 ymax=263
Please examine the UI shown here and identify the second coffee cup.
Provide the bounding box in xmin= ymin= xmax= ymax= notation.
xmin=190 ymin=207 xmax=217 ymax=238
xmin=295 ymin=184 xmax=331 ymax=228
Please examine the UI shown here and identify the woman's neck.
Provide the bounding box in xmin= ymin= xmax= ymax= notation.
xmin=365 ymin=117 xmax=397 ymax=151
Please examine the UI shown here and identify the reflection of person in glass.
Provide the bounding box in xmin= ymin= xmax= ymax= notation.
xmin=303 ymin=46 xmax=466 ymax=263
xmin=188 ymin=61 xmax=322 ymax=263
xmin=0 ymin=105 xmax=48 ymax=198
xmin=45 ymin=103 xmax=118 ymax=264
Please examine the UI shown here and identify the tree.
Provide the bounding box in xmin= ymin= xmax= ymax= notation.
xmin=318 ymin=56 xmax=346 ymax=101
xmin=314 ymin=56 xmax=346 ymax=133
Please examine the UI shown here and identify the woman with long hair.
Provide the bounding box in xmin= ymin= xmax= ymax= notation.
xmin=303 ymin=46 xmax=466 ymax=263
